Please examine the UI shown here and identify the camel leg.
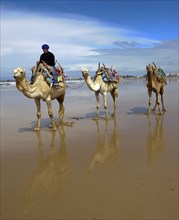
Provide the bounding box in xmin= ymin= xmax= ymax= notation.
xmin=46 ymin=97 xmax=57 ymax=131
xmin=147 ymin=89 xmax=152 ymax=115
xmin=160 ymin=92 xmax=166 ymax=112
xmin=104 ymin=119 xmax=109 ymax=146
xmin=95 ymin=91 xmax=100 ymax=119
xmin=157 ymin=94 xmax=162 ymax=115
xmin=34 ymin=98 xmax=41 ymax=132
xmin=103 ymin=92 xmax=109 ymax=120
xmin=56 ymin=95 xmax=65 ymax=126
xmin=110 ymin=90 xmax=117 ymax=117
xmin=151 ymin=92 xmax=157 ymax=112
xmin=88 ymin=119 xmax=100 ymax=174
xmin=151 ymin=103 xmax=157 ymax=112
xmin=154 ymin=93 xmax=162 ymax=115
xmin=57 ymin=104 xmax=65 ymax=125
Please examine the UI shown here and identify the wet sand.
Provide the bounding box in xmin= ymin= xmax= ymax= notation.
xmin=1 ymin=78 xmax=178 ymax=220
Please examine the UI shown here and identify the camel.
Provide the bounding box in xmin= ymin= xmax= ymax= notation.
xmin=13 ymin=63 xmax=66 ymax=131
xmin=23 ymin=128 xmax=70 ymax=211
xmin=147 ymin=115 xmax=165 ymax=168
xmin=87 ymin=118 xmax=120 ymax=175
xmin=81 ymin=64 xmax=120 ymax=119
xmin=146 ymin=63 xmax=166 ymax=115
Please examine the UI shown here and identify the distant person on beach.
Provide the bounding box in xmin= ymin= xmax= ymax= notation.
xmin=39 ymin=44 xmax=58 ymax=85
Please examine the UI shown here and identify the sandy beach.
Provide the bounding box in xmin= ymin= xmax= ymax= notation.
xmin=0 ymin=77 xmax=178 ymax=220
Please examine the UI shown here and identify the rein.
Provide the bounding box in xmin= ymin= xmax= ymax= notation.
xmin=66 ymin=81 xmax=86 ymax=89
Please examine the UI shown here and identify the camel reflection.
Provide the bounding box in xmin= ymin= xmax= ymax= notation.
xmin=87 ymin=118 xmax=120 ymax=174
xmin=147 ymin=115 xmax=165 ymax=168
xmin=23 ymin=126 xmax=70 ymax=211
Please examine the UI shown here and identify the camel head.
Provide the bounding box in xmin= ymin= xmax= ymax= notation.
xmin=146 ymin=64 xmax=159 ymax=77
xmin=146 ymin=64 xmax=153 ymax=74
xmin=96 ymin=67 xmax=105 ymax=76
xmin=81 ymin=68 xmax=89 ymax=80
xmin=13 ymin=67 xmax=26 ymax=81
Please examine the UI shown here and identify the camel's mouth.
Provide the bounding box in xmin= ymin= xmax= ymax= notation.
xmin=13 ymin=73 xmax=18 ymax=78
xmin=13 ymin=71 xmax=19 ymax=79
xmin=13 ymin=71 xmax=18 ymax=79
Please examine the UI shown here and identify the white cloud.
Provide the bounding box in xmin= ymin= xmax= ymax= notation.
xmin=1 ymin=9 xmax=178 ymax=78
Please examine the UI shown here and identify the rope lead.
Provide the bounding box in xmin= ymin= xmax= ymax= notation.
xmin=66 ymin=81 xmax=85 ymax=89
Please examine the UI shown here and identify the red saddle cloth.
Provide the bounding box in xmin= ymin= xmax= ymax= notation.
xmin=54 ymin=67 xmax=63 ymax=75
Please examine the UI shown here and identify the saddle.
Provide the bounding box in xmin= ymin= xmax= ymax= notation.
xmin=152 ymin=62 xmax=167 ymax=84
xmin=96 ymin=67 xmax=120 ymax=83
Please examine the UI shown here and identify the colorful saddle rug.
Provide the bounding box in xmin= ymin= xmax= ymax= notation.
xmin=156 ymin=68 xmax=167 ymax=84
xmin=96 ymin=67 xmax=120 ymax=83
xmin=54 ymin=66 xmax=64 ymax=75
xmin=53 ymin=65 xmax=67 ymax=83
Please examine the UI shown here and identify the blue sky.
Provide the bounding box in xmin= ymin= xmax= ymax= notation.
xmin=1 ymin=0 xmax=179 ymax=79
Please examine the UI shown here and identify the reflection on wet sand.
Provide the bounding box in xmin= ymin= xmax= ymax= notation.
xmin=87 ymin=118 xmax=120 ymax=175
xmin=23 ymin=126 xmax=69 ymax=212
xmin=147 ymin=115 xmax=165 ymax=168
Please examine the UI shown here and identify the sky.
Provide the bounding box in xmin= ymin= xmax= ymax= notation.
xmin=1 ymin=0 xmax=179 ymax=79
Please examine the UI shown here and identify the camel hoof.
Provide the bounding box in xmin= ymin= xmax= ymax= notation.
xmin=49 ymin=122 xmax=57 ymax=130
xmin=33 ymin=127 xmax=40 ymax=132
xmin=51 ymin=127 xmax=57 ymax=131
xmin=49 ymin=124 xmax=58 ymax=129
xmin=93 ymin=116 xmax=98 ymax=120
xmin=111 ymin=113 xmax=115 ymax=117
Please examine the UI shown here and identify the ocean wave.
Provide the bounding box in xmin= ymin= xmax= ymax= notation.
xmin=0 ymin=81 xmax=16 ymax=87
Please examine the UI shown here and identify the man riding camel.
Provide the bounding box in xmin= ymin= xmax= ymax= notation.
xmin=31 ymin=44 xmax=59 ymax=85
